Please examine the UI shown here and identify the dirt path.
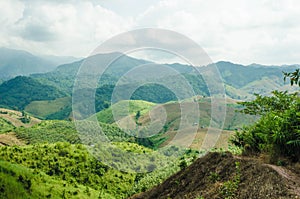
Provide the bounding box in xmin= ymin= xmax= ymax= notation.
xmin=266 ymin=164 xmax=300 ymax=197
xmin=235 ymin=155 xmax=300 ymax=197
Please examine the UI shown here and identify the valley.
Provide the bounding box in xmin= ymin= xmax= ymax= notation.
xmin=0 ymin=49 xmax=299 ymax=199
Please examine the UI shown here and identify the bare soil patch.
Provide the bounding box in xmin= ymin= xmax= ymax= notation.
xmin=0 ymin=132 xmax=25 ymax=146
xmin=131 ymin=152 xmax=300 ymax=199
xmin=0 ymin=108 xmax=41 ymax=127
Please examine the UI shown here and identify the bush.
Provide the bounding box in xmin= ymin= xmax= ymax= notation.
xmin=231 ymin=91 xmax=300 ymax=162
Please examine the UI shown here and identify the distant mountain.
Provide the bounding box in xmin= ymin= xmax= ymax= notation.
xmin=31 ymin=52 xmax=150 ymax=93
xmin=32 ymin=56 xmax=298 ymax=98
xmin=0 ymin=48 xmax=79 ymax=80
xmin=0 ymin=76 xmax=66 ymax=110
xmin=212 ymin=61 xmax=298 ymax=88
xmin=197 ymin=61 xmax=299 ymax=99
xmin=1 ymin=51 xmax=296 ymax=119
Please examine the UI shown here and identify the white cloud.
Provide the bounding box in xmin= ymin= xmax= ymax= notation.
xmin=1 ymin=0 xmax=300 ymax=65
xmin=136 ymin=0 xmax=300 ymax=65
xmin=0 ymin=0 xmax=133 ymax=57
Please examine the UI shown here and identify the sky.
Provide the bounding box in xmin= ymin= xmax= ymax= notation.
xmin=1 ymin=0 xmax=300 ymax=65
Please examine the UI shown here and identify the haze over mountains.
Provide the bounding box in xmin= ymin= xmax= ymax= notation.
xmin=0 ymin=48 xmax=298 ymax=120
xmin=0 ymin=48 xmax=79 ymax=80
xmin=0 ymin=47 xmax=299 ymax=198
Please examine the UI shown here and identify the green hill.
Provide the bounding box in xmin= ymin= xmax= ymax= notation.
xmin=97 ymin=98 xmax=256 ymax=131
xmin=31 ymin=58 xmax=299 ymax=102
xmin=14 ymin=119 xmax=165 ymax=149
xmin=0 ymin=160 xmax=99 ymax=199
xmin=0 ymin=76 xmax=66 ymax=110
xmin=31 ymin=52 xmax=149 ymax=94
xmin=15 ymin=120 xmax=134 ymax=144
xmin=0 ymin=142 xmax=135 ymax=198
xmin=25 ymin=97 xmax=71 ymax=120
xmin=95 ymin=100 xmax=156 ymax=124
xmin=93 ymin=98 xmax=257 ymax=150
xmin=214 ymin=61 xmax=297 ymax=88
xmin=0 ymin=141 xmax=198 ymax=198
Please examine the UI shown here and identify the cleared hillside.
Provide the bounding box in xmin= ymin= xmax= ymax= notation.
xmin=0 ymin=108 xmax=41 ymax=128
xmin=131 ymin=152 xmax=300 ymax=199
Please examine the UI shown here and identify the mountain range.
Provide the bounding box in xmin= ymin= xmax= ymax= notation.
xmin=0 ymin=48 xmax=79 ymax=80
xmin=0 ymin=48 xmax=298 ymax=120
xmin=0 ymin=48 xmax=299 ymax=199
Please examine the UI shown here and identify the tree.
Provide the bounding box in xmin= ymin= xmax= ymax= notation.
xmin=135 ymin=111 xmax=141 ymax=121
xmin=231 ymin=71 xmax=300 ymax=162
xmin=283 ymin=68 xmax=300 ymax=86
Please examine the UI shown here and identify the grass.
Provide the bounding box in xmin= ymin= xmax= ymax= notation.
xmin=134 ymin=99 xmax=257 ymax=149
xmin=25 ymin=97 xmax=71 ymax=119
xmin=95 ymin=100 xmax=156 ymax=124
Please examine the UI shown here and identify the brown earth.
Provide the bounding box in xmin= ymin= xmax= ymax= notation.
xmin=130 ymin=152 xmax=300 ymax=199
xmin=0 ymin=108 xmax=41 ymax=127
xmin=0 ymin=132 xmax=25 ymax=146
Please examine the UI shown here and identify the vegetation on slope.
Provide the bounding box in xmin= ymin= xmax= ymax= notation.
xmin=15 ymin=120 xmax=134 ymax=144
xmin=0 ymin=160 xmax=99 ymax=199
xmin=0 ymin=118 xmax=15 ymax=134
xmin=0 ymin=108 xmax=41 ymax=128
xmin=0 ymin=141 xmax=198 ymax=198
xmin=25 ymin=97 xmax=71 ymax=120
xmin=14 ymin=119 xmax=168 ymax=150
xmin=0 ymin=76 xmax=66 ymax=110
xmin=96 ymin=100 xmax=155 ymax=124
xmin=0 ymin=143 xmax=134 ymax=198
xmin=232 ymin=90 xmax=300 ymax=162
xmin=231 ymin=69 xmax=300 ymax=162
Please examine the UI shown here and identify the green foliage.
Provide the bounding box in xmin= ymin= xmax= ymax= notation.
xmin=238 ymin=90 xmax=297 ymax=115
xmin=0 ymin=143 xmax=134 ymax=198
xmin=209 ymin=172 xmax=220 ymax=183
xmin=131 ymin=83 xmax=177 ymax=103
xmin=179 ymin=157 xmax=188 ymax=169
xmin=0 ymin=76 xmax=66 ymax=110
xmin=0 ymin=118 xmax=15 ymax=134
xmin=0 ymin=160 xmax=100 ymax=199
xmin=15 ymin=120 xmax=134 ymax=144
xmin=284 ymin=68 xmax=300 ymax=86
xmin=0 ymin=142 xmax=198 ymax=198
xmin=19 ymin=111 xmax=31 ymax=124
xmin=130 ymin=148 xmax=199 ymax=194
xmin=232 ymin=91 xmax=300 ymax=161
xmin=220 ymin=161 xmax=241 ymax=199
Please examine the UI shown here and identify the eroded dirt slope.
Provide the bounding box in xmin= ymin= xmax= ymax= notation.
xmin=131 ymin=152 xmax=300 ymax=199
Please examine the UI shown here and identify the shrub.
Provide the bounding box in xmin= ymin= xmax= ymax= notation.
xmin=231 ymin=91 xmax=300 ymax=162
